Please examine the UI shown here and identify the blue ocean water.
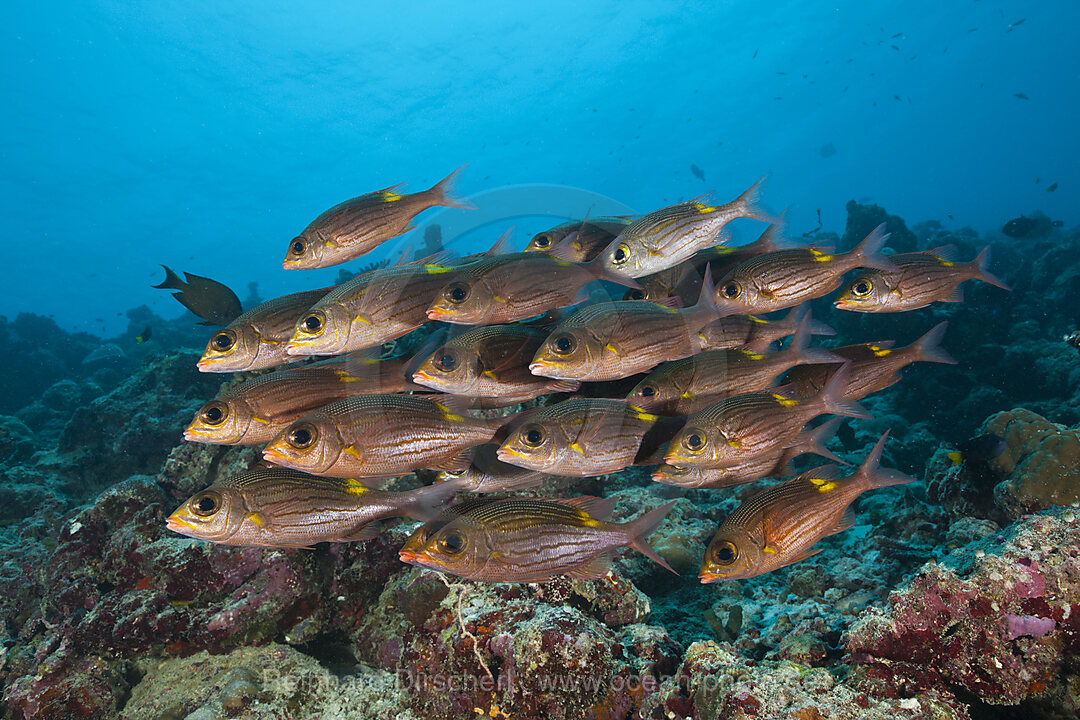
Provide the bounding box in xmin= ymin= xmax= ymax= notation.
xmin=2 ymin=1 xmax=1076 ymax=336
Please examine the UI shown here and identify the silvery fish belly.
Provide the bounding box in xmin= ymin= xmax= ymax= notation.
xmin=699 ymin=433 xmax=912 ymax=582
xmin=185 ymin=353 xmax=420 ymax=445
xmin=262 ymin=394 xmax=505 ymax=478
xmin=398 ymin=496 xmax=676 ymax=583
xmin=165 ymin=468 xmax=467 ymax=547
xmin=198 ymin=287 xmax=334 ymax=372
xmin=496 ymin=398 xmax=661 ymax=476
xmin=411 ymin=323 xmax=580 ymax=401
xmin=286 ymin=262 xmax=460 ymax=357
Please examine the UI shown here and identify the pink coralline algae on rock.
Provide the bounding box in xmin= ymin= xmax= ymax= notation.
xmin=846 ymin=508 xmax=1080 ymax=706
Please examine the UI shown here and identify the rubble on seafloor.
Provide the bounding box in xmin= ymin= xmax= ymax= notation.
xmin=2 ymin=212 xmax=1080 ymax=719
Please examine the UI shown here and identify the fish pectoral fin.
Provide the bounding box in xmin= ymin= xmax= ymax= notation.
xmin=431 ymin=451 xmax=473 ymax=474
xmin=943 ymin=286 xmax=965 ymax=303
xmin=828 ymin=508 xmax=858 ymax=536
xmin=788 ymin=545 xmax=825 ymax=565
xmin=338 ymin=520 xmax=383 ymax=542
xmin=565 ymin=552 xmax=613 ymax=580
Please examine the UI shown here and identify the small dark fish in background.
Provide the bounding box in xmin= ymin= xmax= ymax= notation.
xmin=1013 ymin=93 xmax=1029 ymax=100
xmin=819 ymin=143 xmax=837 ymax=158
xmin=947 ymin=434 xmax=1006 ymax=467
xmin=690 ymin=164 xmax=706 ymax=182
xmin=1007 ymin=18 xmax=1026 ymax=32
xmin=1002 ymin=215 xmax=1064 ymax=239
xmin=152 ymin=265 xmax=243 ymax=326
xmin=135 ymin=324 xmax=152 ymax=343
xmin=1047 ymin=183 xmax=1058 ymax=193
xmin=1066 ymin=330 xmax=1080 ymax=356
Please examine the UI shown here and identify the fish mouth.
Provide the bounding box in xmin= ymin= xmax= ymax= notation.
xmin=495 ymin=446 xmax=530 ymax=463
xmin=528 ymin=360 xmax=557 ymax=376
xmin=398 ymin=549 xmax=423 ymax=564
xmin=261 ymin=446 xmax=291 ymax=465
xmin=699 ymin=571 xmax=730 ymax=584
xmin=833 ymin=299 xmax=858 ymax=310
xmin=412 ymin=370 xmax=439 ymax=387
xmin=165 ymin=514 xmax=198 ymax=534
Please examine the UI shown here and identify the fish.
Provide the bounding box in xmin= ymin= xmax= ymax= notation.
xmin=782 ymin=321 xmax=957 ymax=400
xmin=711 ymin=223 xmax=897 ymax=315
xmin=594 ymin=178 xmax=771 ymax=279
xmin=834 ymin=246 xmax=1010 ymax=312
xmin=625 ymin=223 xmax=784 ymax=304
xmin=436 ymin=443 xmax=554 ymax=493
xmin=497 ymin=398 xmax=669 ymax=476
xmin=185 ymin=353 xmax=423 ymax=445
xmin=690 ymin=164 xmax=706 ymax=181
xmin=947 ymin=434 xmax=1006 ymax=467
xmin=166 ymin=468 xmax=468 ymax=547
xmin=1047 ymin=183 xmax=1058 ymax=193
xmin=524 ymin=217 xmax=632 ymax=261
xmin=283 ymin=166 xmax=473 ymax=270
xmin=664 ymin=365 xmax=869 ymax=469
xmin=135 ymin=325 xmax=152 ymax=344
xmin=652 ymin=417 xmax=846 ymax=489
xmin=696 ymin=305 xmax=835 ymax=352
xmin=286 ymin=260 xmax=463 ymax=357
xmin=424 ymin=249 xmax=637 ymax=326
xmin=528 ymin=270 xmax=723 ymax=382
xmin=197 ymin=287 xmax=335 ymax=372
xmin=1002 ymin=215 xmax=1062 ymax=238
xmin=412 ymin=324 xmax=580 ymax=402
xmin=262 ymin=394 xmax=507 ymax=478
xmin=699 ymin=432 xmax=913 ymax=581
xmin=627 ymin=314 xmax=839 ymax=415
xmin=1013 ymin=93 xmax=1029 ymax=100
xmin=398 ymin=496 xmax=677 ymax=582
xmin=153 ymin=265 xmax=243 ymax=326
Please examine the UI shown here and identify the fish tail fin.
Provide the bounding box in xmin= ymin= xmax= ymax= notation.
xmin=800 ymin=417 xmax=848 ymax=464
xmin=429 ymin=164 xmax=476 ymax=210
xmin=684 ymin=262 xmax=722 ymax=325
xmin=819 ymin=363 xmax=872 ymax=419
xmin=856 ymin=431 xmax=916 ymax=490
xmin=850 ymin=223 xmax=897 ymax=272
xmin=971 ymin=246 xmax=1011 ymax=291
xmin=403 ymin=476 xmax=472 ymax=521
xmin=912 ymin=321 xmax=958 ymax=365
xmin=152 ymin=264 xmax=186 ymax=291
xmin=731 ymin=176 xmax=774 ymax=223
xmin=623 ymin=500 xmax=678 ymax=574
xmin=785 ymin=311 xmax=841 ymax=365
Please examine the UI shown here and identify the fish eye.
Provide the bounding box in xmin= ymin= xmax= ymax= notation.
xmin=551 ymin=335 xmax=577 ymax=355
xmin=721 ymin=282 xmax=742 ymax=299
xmin=211 ymin=331 xmax=235 ymax=352
xmin=191 ymin=491 xmax=221 ymax=517
xmin=444 ymin=283 xmax=470 ymax=304
xmin=639 ymin=385 xmax=656 ymax=397
xmin=199 ymin=402 xmax=229 ymax=426
xmin=434 ymin=351 xmax=458 ymax=372
xmin=852 ymin=279 xmax=874 ymax=297
xmin=289 ymin=237 xmax=307 ymax=256
xmin=628 ymin=289 xmax=645 ymax=300
xmin=612 ymin=243 xmax=630 ymax=264
xmin=712 ymin=540 xmax=739 ymax=566
xmin=438 ymin=530 xmax=466 ymax=555
xmin=534 ymin=234 xmax=550 ymax=248
xmin=521 ymin=424 xmax=546 ymax=447
xmin=683 ymin=429 xmax=706 ymax=452
xmin=302 ymin=313 xmax=324 ymax=333
xmin=287 ymin=423 xmax=318 ymax=449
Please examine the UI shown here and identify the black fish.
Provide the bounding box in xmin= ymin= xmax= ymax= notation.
xmin=947 ymin=434 xmax=1006 ymax=467
xmin=153 ymin=265 xmax=243 ymax=326
xmin=1013 ymin=93 xmax=1029 ymax=100
xmin=135 ymin=325 xmax=152 ymax=344
xmin=690 ymin=164 xmax=706 ymax=182
xmin=1002 ymin=215 xmax=1063 ymax=239
xmin=1047 ymin=183 xmax=1058 ymax=193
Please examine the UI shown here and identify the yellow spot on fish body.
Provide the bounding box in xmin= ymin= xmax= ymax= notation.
xmin=749 ymin=315 xmax=767 ymax=324
xmin=343 ymin=478 xmax=369 ymax=496
xmin=436 ymin=403 xmax=465 ymax=423
xmin=935 ymin=257 xmax=955 ymax=267
xmin=808 ymin=477 xmax=838 ymax=493
xmin=483 ymin=370 xmax=498 ymax=379
xmin=694 ymin=203 xmax=716 ymax=214
xmin=493 ymin=295 xmax=507 ymax=304
xmin=382 ymin=191 xmax=403 ymax=202
xmin=343 ymin=445 xmax=363 ymax=461
xmin=810 ymin=249 xmax=834 ymax=262
xmin=762 ymin=545 xmax=778 ymax=554
xmin=335 ymin=370 xmax=362 ymax=382
xmin=869 ymin=345 xmax=892 ymax=357
xmin=252 ymin=416 xmax=270 ymax=425
xmin=680 ymin=390 xmax=694 ymax=399
xmin=631 ymin=409 xmax=659 ymax=422
xmin=246 ymin=512 xmax=266 ymax=527
xmin=354 ymin=314 xmax=371 ymax=325
xmin=725 ymin=436 xmax=742 ymax=449
xmin=423 ymin=264 xmax=452 ymax=274
xmin=741 ymin=350 xmax=764 ymax=360
xmin=569 ymin=442 xmax=585 ymax=455
xmin=771 ymin=394 xmax=799 ymax=407
xmin=655 ymin=304 xmax=678 ymax=314
xmin=604 ymin=343 xmax=620 ymax=355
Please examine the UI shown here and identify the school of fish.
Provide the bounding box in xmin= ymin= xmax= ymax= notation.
xmin=168 ymin=168 xmax=1010 ymax=584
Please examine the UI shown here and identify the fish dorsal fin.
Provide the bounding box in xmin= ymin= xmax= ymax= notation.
xmin=482 ymin=228 xmax=515 ymax=258
xmin=565 ymin=552 xmax=612 ymax=579
xmin=554 ymin=496 xmax=614 ymax=521
xmin=927 ymin=244 xmax=959 ymax=262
